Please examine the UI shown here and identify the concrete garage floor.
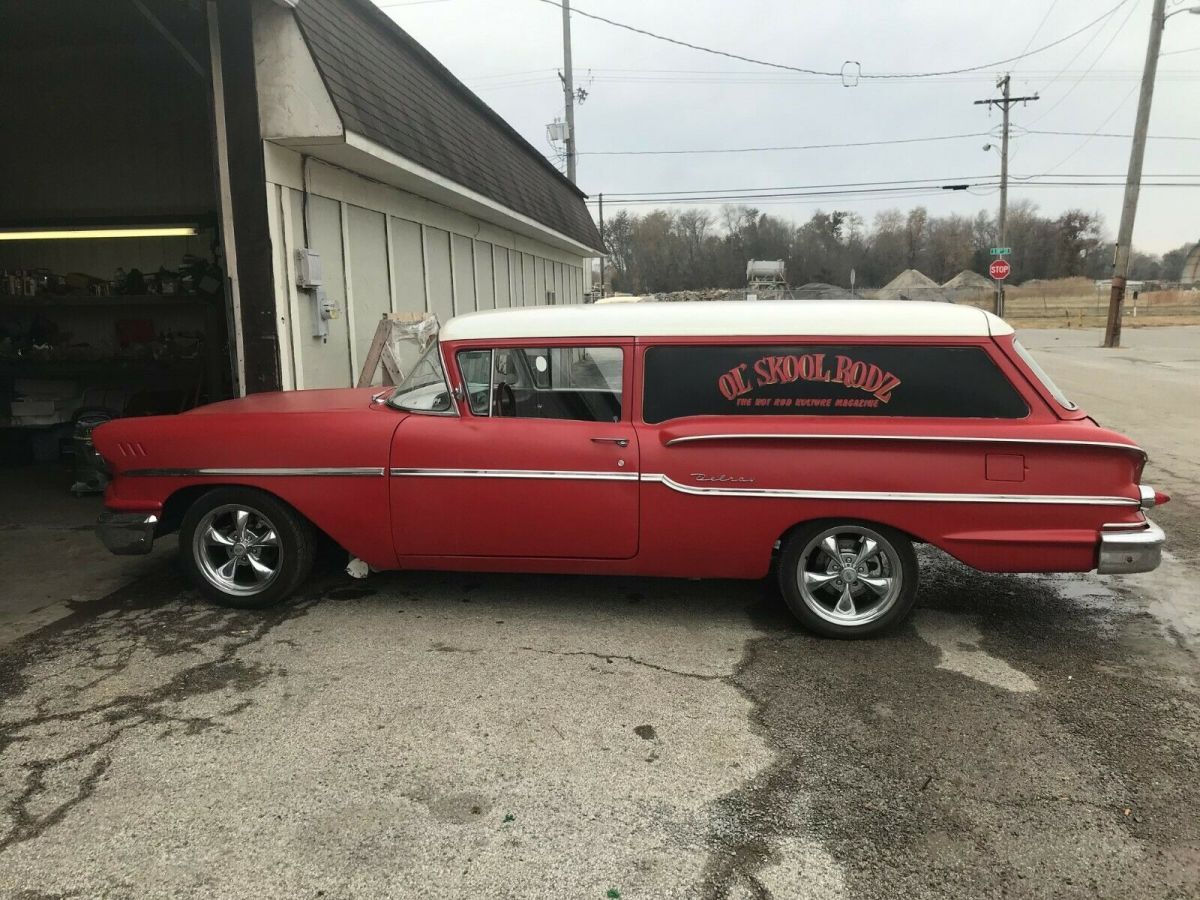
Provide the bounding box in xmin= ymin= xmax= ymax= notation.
xmin=0 ymin=327 xmax=1197 ymax=899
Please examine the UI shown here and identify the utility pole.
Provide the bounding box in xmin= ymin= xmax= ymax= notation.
xmin=974 ymin=74 xmax=1038 ymax=317
xmin=598 ymin=192 xmax=605 ymax=297
xmin=1105 ymin=0 xmax=1168 ymax=348
xmin=560 ymin=0 xmax=577 ymax=183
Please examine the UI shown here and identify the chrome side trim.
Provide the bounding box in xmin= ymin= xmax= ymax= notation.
xmin=663 ymin=433 xmax=1147 ymax=456
xmin=390 ymin=467 xmax=638 ymax=481
xmin=125 ymin=467 xmax=385 ymax=477
xmin=641 ymin=473 xmax=1137 ymax=506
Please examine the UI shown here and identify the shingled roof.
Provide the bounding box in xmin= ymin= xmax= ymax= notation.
xmin=292 ymin=0 xmax=603 ymax=252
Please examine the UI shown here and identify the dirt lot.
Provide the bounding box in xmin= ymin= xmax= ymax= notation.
xmin=1 ymin=328 xmax=1197 ymax=900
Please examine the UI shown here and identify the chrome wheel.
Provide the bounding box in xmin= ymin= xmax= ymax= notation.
xmin=192 ymin=504 xmax=282 ymax=597
xmin=795 ymin=525 xmax=902 ymax=627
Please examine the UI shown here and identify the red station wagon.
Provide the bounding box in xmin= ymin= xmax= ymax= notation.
xmin=95 ymin=301 xmax=1167 ymax=637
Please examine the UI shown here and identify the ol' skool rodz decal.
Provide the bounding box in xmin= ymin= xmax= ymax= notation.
xmin=717 ymin=353 xmax=902 ymax=407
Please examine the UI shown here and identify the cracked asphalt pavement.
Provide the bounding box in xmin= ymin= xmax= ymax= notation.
xmin=1 ymin=327 xmax=1198 ymax=899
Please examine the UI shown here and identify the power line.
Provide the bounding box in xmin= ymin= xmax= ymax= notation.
xmin=1024 ymin=128 xmax=1200 ymax=140
xmin=1014 ymin=0 xmax=1062 ymax=71
xmin=590 ymin=172 xmax=1200 ymax=196
xmin=470 ymin=65 xmax=1197 ymax=84
xmin=587 ymin=181 xmax=1200 ymax=207
xmin=1037 ymin=81 xmax=1141 ymax=175
xmin=572 ymin=129 xmax=1198 ymax=159
xmin=1161 ymin=44 xmax=1200 ymax=54
xmin=599 ymin=175 xmax=1001 ymax=198
xmin=530 ymin=0 xmax=1137 ymax=80
xmin=577 ymin=132 xmax=993 ymax=157
xmin=465 ymin=62 xmax=1199 ymax=93
xmin=584 ymin=175 xmax=1200 ymax=204
xmin=588 ymin=183 xmax=1200 ymax=210
xmin=1026 ymin=0 xmax=1134 ymax=100
xmin=1027 ymin=0 xmax=1143 ymax=125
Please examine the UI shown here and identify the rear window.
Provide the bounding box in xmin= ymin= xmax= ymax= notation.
xmin=1012 ymin=339 xmax=1077 ymax=410
xmin=642 ymin=344 xmax=1028 ymax=423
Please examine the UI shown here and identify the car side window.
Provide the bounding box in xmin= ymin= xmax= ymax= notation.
xmin=456 ymin=346 xmax=623 ymax=422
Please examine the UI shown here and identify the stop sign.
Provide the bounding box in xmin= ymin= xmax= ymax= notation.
xmin=989 ymin=258 xmax=1011 ymax=281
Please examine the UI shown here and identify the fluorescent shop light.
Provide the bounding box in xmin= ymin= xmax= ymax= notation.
xmin=0 ymin=226 xmax=199 ymax=241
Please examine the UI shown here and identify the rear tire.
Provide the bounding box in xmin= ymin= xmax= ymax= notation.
xmin=179 ymin=487 xmax=314 ymax=609
xmin=777 ymin=521 xmax=918 ymax=638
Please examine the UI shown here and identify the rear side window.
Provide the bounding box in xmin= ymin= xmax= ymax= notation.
xmin=1012 ymin=339 xmax=1077 ymax=410
xmin=642 ymin=344 xmax=1028 ymax=423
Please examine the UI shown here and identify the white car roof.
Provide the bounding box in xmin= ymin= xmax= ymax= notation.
xmin=439 ymin=300 xmax=1013 ymax=342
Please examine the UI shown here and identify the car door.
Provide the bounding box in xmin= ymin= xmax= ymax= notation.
xmin=390 ymin=342 xmax=639 ymax=559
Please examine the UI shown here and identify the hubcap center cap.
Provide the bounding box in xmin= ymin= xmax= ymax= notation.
xmin=232 ymin=542 xmax=248 ymax=557
xmin=840 ymin=566 xmax=859 ymax=584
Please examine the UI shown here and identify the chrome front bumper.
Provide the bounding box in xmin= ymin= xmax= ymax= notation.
xmin=97 ymin=511 xmax=158 ymax=556
xmin=1097 ymin=519 xmax=1165 ymax=574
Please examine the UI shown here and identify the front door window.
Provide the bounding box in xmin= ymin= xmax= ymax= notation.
xmin=456 ymin=346 xmax=623 ymax=422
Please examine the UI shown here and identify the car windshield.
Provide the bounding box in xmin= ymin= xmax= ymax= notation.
xmin=1012 ymin=339 xmax=1077 ymax=410
xmin=388 ymin=345 xmax=453 ymax=413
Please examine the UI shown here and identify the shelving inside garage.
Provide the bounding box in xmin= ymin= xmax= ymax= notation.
xmin=0 ymin=0 xmax=230 ymax=468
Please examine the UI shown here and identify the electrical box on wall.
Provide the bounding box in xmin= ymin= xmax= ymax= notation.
xmin=294 ymin=248 xmax=336 ymax=339
xmin=295 ymin=248 xmax=323 ymax=288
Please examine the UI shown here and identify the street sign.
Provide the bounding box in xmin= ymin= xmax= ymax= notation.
xmin=989 ymin=259 xmax=1012 ymax=281
xmin=990 ymin=247 xmax=1011 ymax=256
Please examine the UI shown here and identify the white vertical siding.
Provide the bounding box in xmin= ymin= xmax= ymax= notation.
xmin=347 ymin=204 xmax=390 ymax=382
xmin=425 ymin=227 xmax=454 ymax=323
xmin=521 ymin=252 xmax=536 ymax=307
xmin=494 ymin=247 xmax=510 ymax=308
xmin=300 ymin=194 xmax=353 ymax=389
xmin=534 ymin=256 xmax=547 ymax=306
xmin=475 ymin=241 xmax=496 ymax=310
xmin=450 ymin=233 xmax=475 ymax=314
xmin=510 ymin=250 xmax=522 ymax=306
xmin=390 ymin=217 xmax=426 ymax=312
xmin=264 ymin=150 xmax=595 ymax=389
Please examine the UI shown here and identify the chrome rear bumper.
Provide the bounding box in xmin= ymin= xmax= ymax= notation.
xmin=97 ymin=511 xmax=158 ymax=556
xmin=1097 ymin=519 xmax=1164 ymax=574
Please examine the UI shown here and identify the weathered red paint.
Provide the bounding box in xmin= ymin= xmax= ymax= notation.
xmin=94 ymin=331 xmax=1152 ymax=581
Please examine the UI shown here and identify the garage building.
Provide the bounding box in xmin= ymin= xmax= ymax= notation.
xmin=1 ymin=0 xmax=602 ymax=475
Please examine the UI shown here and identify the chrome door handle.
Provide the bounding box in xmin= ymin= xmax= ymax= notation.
xmin=592 ymin=437 xmax=629 ymax=447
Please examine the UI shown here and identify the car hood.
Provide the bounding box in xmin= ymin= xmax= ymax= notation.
xmin=186 ymin=387 xmax=383 ymax=415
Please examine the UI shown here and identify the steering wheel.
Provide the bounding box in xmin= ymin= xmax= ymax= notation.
xmin=494 ymin=382 xmax=516 ymax=417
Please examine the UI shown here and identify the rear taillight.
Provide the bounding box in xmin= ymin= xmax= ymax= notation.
xmin=1139 ymin=485 xmax=1169 ymax=509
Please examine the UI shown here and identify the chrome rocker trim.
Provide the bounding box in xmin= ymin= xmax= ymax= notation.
xmin=389 ymin=467 xmax=638 ymax=481
xmin=97 ymin=512 xmax=159 ymax=555
xmin=642 ymin=473 xmax=1138 ymax=506
xmin=663 ymin=433 xmax=1147 ymax=457
xmin=125 ymin=467 xmax=386 ymax=477
xmin=1098 ymin=519 xmax=1165 ymax=574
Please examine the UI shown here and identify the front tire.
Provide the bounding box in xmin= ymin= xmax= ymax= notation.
xmin=179 ymin=487 xmax=314 ymax=609
xmin=778 ymin=521 xmax=918 ymax=638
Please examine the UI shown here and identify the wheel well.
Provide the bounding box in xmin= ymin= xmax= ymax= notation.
xmin=158 ymin=485 xmax=213 ymax=536
xmin=770 ymin=517 xmax=922 ymax=568
xmin=158 ymin=484 xmax=338 ymax=554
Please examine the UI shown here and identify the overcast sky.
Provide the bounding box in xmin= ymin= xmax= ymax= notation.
xmin=377 ymin=0 xmax=1199 ymax=254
